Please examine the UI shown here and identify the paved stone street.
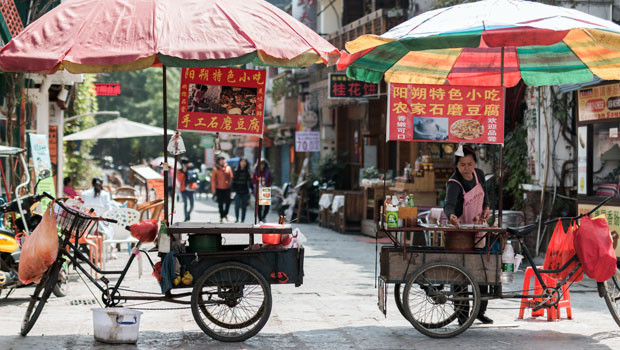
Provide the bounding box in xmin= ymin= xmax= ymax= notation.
xmin=1 ymin=196 xmax=620 ymax=349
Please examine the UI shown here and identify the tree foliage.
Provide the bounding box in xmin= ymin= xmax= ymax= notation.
xmin=64 ymin=74 xmax=102 ymax=186
xmin=93 ymin=68 xmax=204 ymax=166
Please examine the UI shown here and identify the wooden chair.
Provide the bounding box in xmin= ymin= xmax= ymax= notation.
xmin=114 ymin=186 xmax=138 ymax=198
xmin=113 ymin=196 xmax=138 ymax=209
xmin=137 ymin=199 xmax=164 ymax=221
xmin=336 ymin=191 xmax=364 ymax=233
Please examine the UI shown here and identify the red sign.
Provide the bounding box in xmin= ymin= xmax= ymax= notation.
xmin=387 ymin=83 xmax=504 ymax=144
xmin=94 ymin=83 xmax=121 ymax=96
xmin=178 ymin=67 xmax=266 ymax=136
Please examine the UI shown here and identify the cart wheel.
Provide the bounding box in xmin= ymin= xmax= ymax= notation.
xmin=191 ymin=262 xmax=272 ymax=342
xmin=604 ymin=268 xmax=620 ymax=328
xmin=403 ymin=262 xmax=480 ymax=338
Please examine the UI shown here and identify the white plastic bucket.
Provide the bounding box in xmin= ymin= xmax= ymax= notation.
xmin=92 ymin=308 xmax=143 ymax=344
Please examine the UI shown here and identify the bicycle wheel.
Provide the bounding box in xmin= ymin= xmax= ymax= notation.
xmin=20 ymin=260 xmax=62 ymax=336
xmin=403 ymin=262 xmax=480 ymax=339
xmin=604 ymin=268 xmax=620 ymax=327
xmin=191 ymin=262 xmax=272 ymax=342
xmin=394 ymin=283 xmax=407 ymax=320
xmin=52 ymin=262 xmax=69 ymax=297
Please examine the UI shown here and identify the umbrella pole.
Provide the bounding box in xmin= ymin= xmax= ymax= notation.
xmin=170 ymin=155 xmax=178 ymax=224
xmin=498 ymin=47 xmax=505 ymax=229
xmin=162 ymin=65 xmax=169 ymax=225
xmin=254 ymin=138 xmax=263 ymax=226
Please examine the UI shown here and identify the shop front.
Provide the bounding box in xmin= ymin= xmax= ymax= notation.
xmin=577 ymin=82 xmax=620 ymax=257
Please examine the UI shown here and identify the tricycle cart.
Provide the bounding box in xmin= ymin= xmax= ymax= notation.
xmin=378 ymin=197 xmax=620 ymax=339
xmin=20 ymin=197 xmax=304 ymax=343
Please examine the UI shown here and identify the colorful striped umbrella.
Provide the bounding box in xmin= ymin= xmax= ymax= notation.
xmin=338 ymin=0 xmax=620 ymax=87
xmin=0 ymin=0 xmax=339 ymax=74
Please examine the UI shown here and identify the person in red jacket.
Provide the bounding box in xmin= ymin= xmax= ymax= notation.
xmin=211 ymin=156 xmax=233 ymax=223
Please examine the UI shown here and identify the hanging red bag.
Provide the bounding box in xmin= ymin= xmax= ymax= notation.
xmin=544 ymin=220 xmax=583 ymax=282
xmin=574 ymin=215 xmax=616 ymax=282
xmin=543 ymin=219 xmax=564 ymax=272
xmin=18 ymin=206 xmax=59 ymax=284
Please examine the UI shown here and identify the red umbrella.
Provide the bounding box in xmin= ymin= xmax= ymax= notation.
xmin=0 ymin=0 xmax=339 ymax=73
xmin=0 ymin=0 xmax=338 ymax=224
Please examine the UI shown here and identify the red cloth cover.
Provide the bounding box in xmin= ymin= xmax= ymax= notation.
xmin=574 ymin=216 xmax=616 ymax=282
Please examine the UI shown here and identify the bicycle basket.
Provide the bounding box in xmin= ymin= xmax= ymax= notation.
xmin=54 ymin=203 xmax=98 ymax=237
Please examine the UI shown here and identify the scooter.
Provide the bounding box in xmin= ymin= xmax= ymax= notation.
xmin=0 ymin=155 xmax=67 ymax=298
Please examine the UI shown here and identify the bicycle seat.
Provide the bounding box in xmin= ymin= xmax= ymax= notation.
xmin=507 ymin=224 xmax=537 ymax=238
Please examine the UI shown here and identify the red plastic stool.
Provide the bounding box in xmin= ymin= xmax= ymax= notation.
xmin=518 ymin=266 xmax=572 ymax=321
xmin=519 ymin=266 xmax=545 ymax=318
xmin=543 ymin=273 xmax=572 ymax=321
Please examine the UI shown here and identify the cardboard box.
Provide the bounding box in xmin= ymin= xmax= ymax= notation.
xmin=398 ymin=207 xmax=418 ymax=224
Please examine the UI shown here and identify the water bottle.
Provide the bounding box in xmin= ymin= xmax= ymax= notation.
xmin=501 ymin=240 xmax=515 ymax=283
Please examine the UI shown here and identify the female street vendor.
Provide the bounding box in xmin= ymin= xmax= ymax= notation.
xmin=444 ymin=144 xmax=493 ymax=324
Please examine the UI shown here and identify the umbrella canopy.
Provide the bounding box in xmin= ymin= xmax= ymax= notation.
xmin=0 ymin=145 xmax=26 ymax=156
xmin=64 ymin=118 xmax=175 ymax=141
xmin=0 ymin=0 xmax=339 ymax=74
xmin=339 ymin=0 xmax=620 ymax=87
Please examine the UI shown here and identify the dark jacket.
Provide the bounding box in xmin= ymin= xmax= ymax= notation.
xmin=232 ymin=167 xmax=251 ymax=194
xmin=443 ymin=168 xmax=489 ymax=218
xmin=252 ymin=167 xmax=273 ymax=195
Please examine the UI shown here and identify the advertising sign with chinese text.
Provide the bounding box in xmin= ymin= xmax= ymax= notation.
xmin=578 ymin=83 xmax=620 ymax=122
xmin=178 ymin=67 xmax=266 ymax=136
xmin=295 ymin=131 xmax=320 ymax=152
xmin=328 ymin=73 xmax=379 ymax=99
xmin=29 ymin=134 xmax=55 ymax=210
xmin=387 ymin=83 xmax=505 ymax=144
xmin=578 ymin=203 xmax=620 ymax=257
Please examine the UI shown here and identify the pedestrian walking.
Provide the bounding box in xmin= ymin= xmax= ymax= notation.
xmin=211 ymin=156 xmax=233 ymax=223
xmin=232 ymin=158 xmax=252 ymax=223
xmin=252 ymin=159 xmax=273 ymax=222
xmin=177 ymin=158 xmax=199 ymax=222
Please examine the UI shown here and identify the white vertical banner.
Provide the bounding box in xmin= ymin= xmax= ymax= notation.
xmin=577 ymin=126 xmax=588 ymax=195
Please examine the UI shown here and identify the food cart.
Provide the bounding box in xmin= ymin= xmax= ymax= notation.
xmin=0 ymin=0 xmax=338 ymax=342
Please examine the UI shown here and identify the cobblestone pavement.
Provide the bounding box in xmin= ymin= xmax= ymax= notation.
xmin=1 ymin=196 xmax=619 ymax=349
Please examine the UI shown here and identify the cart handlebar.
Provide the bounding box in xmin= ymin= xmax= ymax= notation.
xmin=543 ymin=196 xmax=613 ymax=225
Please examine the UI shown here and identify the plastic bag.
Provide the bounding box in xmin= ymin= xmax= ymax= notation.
xmin=18 ymin=207 xmax=59 ymax=284
xmin=574 ymin=215 xmax=616 ymax=282
xmin=129 ymin=219 xmax=159 ymax=242
xmin=543 ymin=220 xmax=583 ymax=282
xmin=282 ymin=228 xmax=307 ymax=249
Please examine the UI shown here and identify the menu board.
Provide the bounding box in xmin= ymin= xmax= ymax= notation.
xmin=578 ymin=83 xmax=620 ymax=122
xmin=178 ymin=67 xmax=266 ymax=136
xmin=387 ymin=83 xmax=505 ymax=144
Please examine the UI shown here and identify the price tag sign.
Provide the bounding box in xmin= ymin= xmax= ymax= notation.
xmin=295 ymin=131 xmax=320 ymax=152
xmin=259 ymin=186 xmax=271 ymax=206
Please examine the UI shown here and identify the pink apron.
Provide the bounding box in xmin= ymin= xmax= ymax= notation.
xmin=448 ymin=170 xmax=486 ymax=248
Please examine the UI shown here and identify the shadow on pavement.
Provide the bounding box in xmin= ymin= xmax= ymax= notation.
xmin=3 ymin=327 xmax=618 ymax=350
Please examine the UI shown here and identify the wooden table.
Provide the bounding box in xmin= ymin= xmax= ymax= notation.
xmin=381 ymin=226 xmax=506 ymax=256
xmin=168 ymin=222 xmax=293 ymax=245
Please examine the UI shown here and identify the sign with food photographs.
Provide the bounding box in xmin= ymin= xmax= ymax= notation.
xmin=578 ymin=83 xmax=620 ymax=122
xmin=328 ymin=73 xmax=379 ymax=99
xmin=387 ymin=83 xmax=505 ymax=144
xmin=178 ymin=67 xmax=266 ymax=136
